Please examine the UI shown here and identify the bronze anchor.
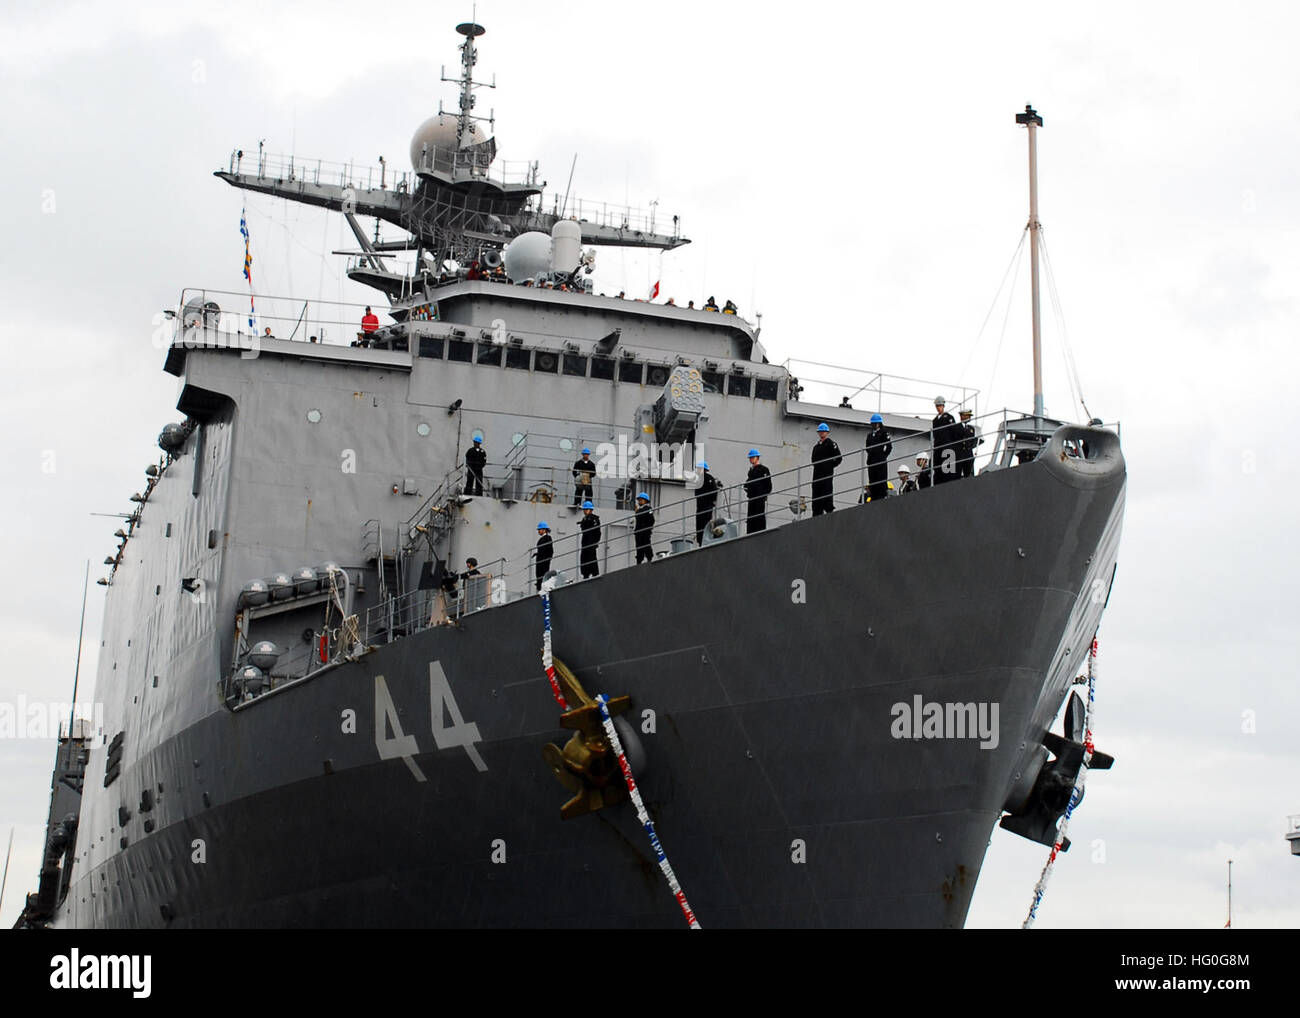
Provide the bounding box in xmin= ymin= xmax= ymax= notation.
xmin=541 ymin=657 xmax=632 ymax=819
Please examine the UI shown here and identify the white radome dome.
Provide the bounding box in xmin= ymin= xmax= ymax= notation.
xmin=503 ymin=232 xmax=552 ymax=283
xmin=409 ymin=113 xmax=484 ymax=168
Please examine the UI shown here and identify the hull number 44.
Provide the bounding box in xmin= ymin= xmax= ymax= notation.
xmin=374 ymin=662 xmax=488 ymax=780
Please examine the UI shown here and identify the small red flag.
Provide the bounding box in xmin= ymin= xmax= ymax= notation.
xmin=649 ymin=280 xmax=659 ymax=300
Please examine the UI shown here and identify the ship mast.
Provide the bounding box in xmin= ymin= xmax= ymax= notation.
xmin=1016 ymin=104 xmax=1045 ymax=418
xmin=445 ymin=21 xmax=494 ymax=150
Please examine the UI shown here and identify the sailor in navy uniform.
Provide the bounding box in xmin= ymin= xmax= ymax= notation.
xmin=931 ymin=397 xmax=960 ymax=484
xmin=864 ymin=414 xmax=892 ymax=503
xmin=534 ymin=522 xmax=553 ymax=590
xmin=743 ymin=449 xmax=772 ymax=533
xmin=572 ymin=447 xmax=595 ymax=505
xmin=578 ymin=501 xmax=601 ymax=577
xmin=464 ymin=436 xmax=487 ymax=496
xmin=633 ymin=493 xmax=655 ymax=563
xmin=810 ymin=423 xmax=841 ymax=515
xmin=694 ymin=462 xmax=720 ymax=544
xmin=957 ymin=409 xmax=982 ymax=478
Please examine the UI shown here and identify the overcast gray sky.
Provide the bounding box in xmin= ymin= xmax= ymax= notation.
xmin=1 ymin=0 xmax=1296 ymax=929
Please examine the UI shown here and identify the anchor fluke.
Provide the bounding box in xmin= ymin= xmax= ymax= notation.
xmin=1000 ymin=691 xmax=1112 ymax=849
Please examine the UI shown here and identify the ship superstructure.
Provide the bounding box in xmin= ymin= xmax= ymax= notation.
xmin=18 ymin=25 xmax=1125 ymax=929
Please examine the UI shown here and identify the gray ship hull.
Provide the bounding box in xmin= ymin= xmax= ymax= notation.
xmin=49 ymin=442 xmax=1123 ymax=929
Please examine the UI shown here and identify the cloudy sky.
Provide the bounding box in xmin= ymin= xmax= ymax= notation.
xmin=1 ymin=0 xmax=1296 ymax=929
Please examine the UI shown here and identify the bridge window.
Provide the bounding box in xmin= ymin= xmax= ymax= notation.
xmin=618 ymin=360 xmax=643 ymax=384
xmin=505 ymin=347 xmax=530 ymax=370
xmin=700 ymin=370 xmax=723 ymax=393
xmin=535 ymin=351 xmax=559 ymax=373
xmin=727 ymin=374 xmax=751 ymax=397
xmin=418 ymin=336 xmax=444 ymax=359
xmin=646 ymin=364 xmax=671 ymax=387
xmin=477 ymin=342 xmax=503 ymax=366
xmin=447 ymin=339 xmax=473 ymax=362
xmin=754 ymin=378 xmax=779 ymax=400
xmin=562 ymin=353 xmax=587 ymax=376
xmin=590 ymin=356 xmax=615 ymax=380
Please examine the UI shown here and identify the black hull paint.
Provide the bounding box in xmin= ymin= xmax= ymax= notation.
xmin=51 ymin=448 xmax=1125 ymax=928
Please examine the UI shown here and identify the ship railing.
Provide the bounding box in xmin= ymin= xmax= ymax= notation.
xmin=175 ymin=287 xmax=398 ymax=346
xmin=351 ymin=557 xmax=511 ymax=636
xmin=225 ymin=148 xmax=418 ymax=194
xmin=403 ymin=429 xmax=680 ymax=525
xmin=518 ymin=193 xmax=682 ymax=240
xmin=783 ymin=359 xmax=979 ymax=419
xmin=411 ymin=145 xmax=538 ymax=189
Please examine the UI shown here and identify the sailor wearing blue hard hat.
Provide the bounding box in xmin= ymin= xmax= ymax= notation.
xmin=743 ymin=447 xmax=772 ymax=533
xmin=633 ymin=492 xmax=655 ymax=564
xmin=464 ymin=433 xmax=487 ymax=496
xmin=694 ymin=461 xmax=720 ymax=545
xmin=865 ymin=412 xmax=893 ymax=503
xmin=572 ymin=446 xmax=595 ymax=505
xmin=578 ymin=500 xmax=601 ymax=577
xmin=534 ymin=521 xmax=553 ymax=590
xmin=810 ymin=423 xmax=841 ymax=515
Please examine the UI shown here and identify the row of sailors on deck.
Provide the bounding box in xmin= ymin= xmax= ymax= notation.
xmin=464 ymin=395 xmax=980 ymax=514
xmin=621 ymin=294 xmax=738 ymax=314
xmin=518 ymin=404 xmax=982 ymax=586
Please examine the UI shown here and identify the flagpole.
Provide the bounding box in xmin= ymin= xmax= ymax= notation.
xmin=1226 ymin=858 xmax=1232 ymax=928
xmin=0 ymin=827 xmax=13 ymax=919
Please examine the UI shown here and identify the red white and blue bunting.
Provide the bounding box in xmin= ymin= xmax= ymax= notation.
xmin=539 ymin=579 xmax=700 ymax=929
xmin=1022 ymin=637 xmax=1099 ymax=929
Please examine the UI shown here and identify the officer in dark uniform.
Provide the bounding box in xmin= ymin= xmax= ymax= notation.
xmin=578 ymin=501 xmax=601 ymax=577
xmin=914 ymin=452 xmax=932 ymax=489
xmin=572 ymin=447 xmax=595 ymax=506
xmin=865 ymin=414 xmax=892 ymax=503
xmin=957 ymin=409 xmax=981 ymax=478
xmin=534 ymin=522 xmax=553 ymax=590
xmin=810 ymin=423 xmax=841 ymax=515
xmin=633 ymin=493 xmax=655 ymax=563
xmin=694 ymin=462 xmax=720 ymax=544
xmin=464 ymin=435 xmax=487 ymax=496
xmin=931 ymin=397 xmax=959 ymax=484
xmin=743 ymin=449 xmax=772 ymax=533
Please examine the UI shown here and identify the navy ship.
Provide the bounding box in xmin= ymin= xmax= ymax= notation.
xmin=19 ymin=24 xmax=1124 ymax=928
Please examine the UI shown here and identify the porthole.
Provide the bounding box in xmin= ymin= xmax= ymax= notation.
xmin=306 ymin=409 xmax=322 ymax=424
xmin=416 ymin=422 xmax=431 ymax=437
xmin=512 ymin=432 xmax=525 ymax=446
xmin=558 ymin=438 xmax=574 ymax=452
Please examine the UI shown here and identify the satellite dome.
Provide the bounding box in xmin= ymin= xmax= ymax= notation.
xmin=409 ymin=113 xmax=484 ymax=169
xmin=503 ymin=232 xmax=552 ymax=283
